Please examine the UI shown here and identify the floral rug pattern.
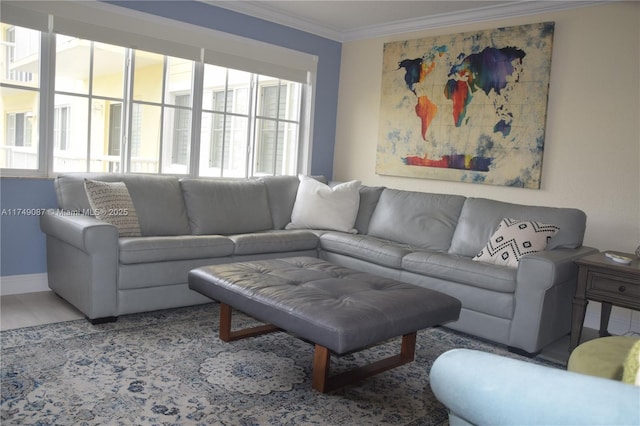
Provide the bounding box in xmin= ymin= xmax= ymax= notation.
xmin=1 ymin=303 xmax=558 ymax=425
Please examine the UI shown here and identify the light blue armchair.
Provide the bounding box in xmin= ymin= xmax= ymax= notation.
xmin=430 ymin=349 xmax=640 ymax=425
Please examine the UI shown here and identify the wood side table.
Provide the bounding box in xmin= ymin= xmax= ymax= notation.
xmin=570 ymin=251 xmax=640 ymax=351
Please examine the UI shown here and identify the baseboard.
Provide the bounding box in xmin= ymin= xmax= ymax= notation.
xmin=0 ymin=273 xmax=49 ymax=296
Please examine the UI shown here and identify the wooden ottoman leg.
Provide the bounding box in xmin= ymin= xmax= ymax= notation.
xmin=312 ymin=345 xmax=332 ymax=392
xmin=312 ymin=332 xmax=418 ymax=393
xmin=218 ymin=303 xmax=280 ymax=342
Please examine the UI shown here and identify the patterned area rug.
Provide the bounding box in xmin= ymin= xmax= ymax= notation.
xmin=1 ymin=303 xmax=559 ymax=425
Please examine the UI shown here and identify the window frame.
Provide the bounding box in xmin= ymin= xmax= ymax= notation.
xmin=0 ymin=1 xmax=317 ymax=178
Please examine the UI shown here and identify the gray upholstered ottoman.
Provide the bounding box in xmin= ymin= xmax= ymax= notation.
xmin=188 ymin=256 xmax=461 ymax=392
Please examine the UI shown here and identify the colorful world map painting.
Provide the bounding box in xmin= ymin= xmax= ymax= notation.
xmin=376 ymin=22 xmax=555 ymax=188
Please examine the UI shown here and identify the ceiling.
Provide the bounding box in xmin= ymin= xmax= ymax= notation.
xmin=206 ymin=1 xmax=602 ymax=41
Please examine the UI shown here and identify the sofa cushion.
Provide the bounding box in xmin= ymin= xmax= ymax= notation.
xmin=354 ymin=185 xmax=384 ymax=235
xmin=400 ymin=270 xmax=515 ymax=320
xmin=402 ymin=251 xmax=518 ymax=293
xmin=319 ymin=232 xmax=412 ymax=269
xmin=229 ymin=230 xmax=319 ymax=255
xmin=55 ymin=173 xmax=191 ymax=236
xmin=473 ymin=218 xmax=559 ymax=268
xmin=367 ymin=189 xmax=466 ymax=251
xmin=119 ymin=235 xmax=234 ymax=264
xmin=257 ymin=175 xmax=301 ymax=230
xmin=84 ymin=179 xmax=142 ymax=237
xmin=286 ymin=175 xmax=361 ymax=233
xmin=449 ymin=198 xmax=587 ymax=257
xmin=180 ymin=179 xmax=273 ymax=235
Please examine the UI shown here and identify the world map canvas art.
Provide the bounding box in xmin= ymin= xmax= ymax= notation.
xmin=377 ymin=22 xmax=555 ymax=188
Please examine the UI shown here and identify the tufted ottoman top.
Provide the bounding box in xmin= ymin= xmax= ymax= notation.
xmin=189 ymin=257 xmax=461 ymax=354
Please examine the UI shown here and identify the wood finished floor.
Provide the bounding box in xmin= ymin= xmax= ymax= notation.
xmin=1 ymin=290 xmax=600 ymax=365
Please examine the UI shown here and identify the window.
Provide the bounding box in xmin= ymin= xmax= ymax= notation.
xmin=129 ymin=52 xmax=195 ymax=174
xmin=54 ymin=38 xmax=127 ymax=173
xmin=1 ymin=24 xmax=39 ymax=170
xmin=200 ymin=67 xmax=252 ymax=178
xmin=0 ymin=2 xmax=316 ymax=177
xmin=254 ymin=80 xmax=300 ymax=176
xmin=199 ymin=67 xmax=302 ymax=178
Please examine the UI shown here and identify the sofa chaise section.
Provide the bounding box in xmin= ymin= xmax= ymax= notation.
xmin=318 ymin=188 xmax=598 ymax=355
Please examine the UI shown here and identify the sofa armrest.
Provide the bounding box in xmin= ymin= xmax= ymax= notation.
xmin=430 ymin=349 xmax=640 ymax=426
xmin=516 ymin=246 xmax=599 ymax=288
xmin=508 ymin=246 xmax=598 ymax=353
xmin=40 ymin=209 xmax=119 ymax=253
xmin=40 ymin=210 xmax=119 ymax=320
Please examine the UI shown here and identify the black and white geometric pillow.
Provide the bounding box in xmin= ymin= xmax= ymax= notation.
xmin=473 ymin=218 xmax=560 ymax=268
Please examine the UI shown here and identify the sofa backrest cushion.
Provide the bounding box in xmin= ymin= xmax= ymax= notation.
xmin=257 ymin=175 xmax=301 ymax=230
xmin=367 ymin=188 xmax=466 ymax=251
xmin=54 ymin=173 xmax=190 ymax=236
xmin=354 ymin=185 xmax=384 ymax=235
xmin=449 ymin=198 xmax=587 ymax=257
xmin=180 ymin=178 xmax=273 ymax=235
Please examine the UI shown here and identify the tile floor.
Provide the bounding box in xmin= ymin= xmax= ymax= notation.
xmin=1 ymin=291 xmax=84 ymax=330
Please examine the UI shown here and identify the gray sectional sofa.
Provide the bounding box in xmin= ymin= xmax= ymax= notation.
xmin=40 ymin=173 xmax=597 ymax=355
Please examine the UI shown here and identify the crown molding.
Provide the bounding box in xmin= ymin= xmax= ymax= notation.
xmin=341 ymin=1 xmax=607 ymax=41
xmin=204 ymin=1 xmax=607 ymax=42
xmin=205 ymin=0 xmax=345 ymax=41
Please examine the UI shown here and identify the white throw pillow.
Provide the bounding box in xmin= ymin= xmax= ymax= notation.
xmin=84 ymin=179 xmax=142 ymax=237
xmin=473 ymin=218 xmax=559 ymax=268
xmin=286 ymin=175 xmax=361 ymax=233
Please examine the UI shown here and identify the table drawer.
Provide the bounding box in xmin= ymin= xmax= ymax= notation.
xmin=587 ymin=271 xmax=640 ymax=302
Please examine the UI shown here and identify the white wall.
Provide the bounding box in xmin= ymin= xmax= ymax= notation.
xmin=334 ymin=2 xmax=640 ymax=334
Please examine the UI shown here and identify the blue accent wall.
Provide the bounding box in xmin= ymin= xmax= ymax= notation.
xmin=0 ymin=178 xmax=57 ymax=276
xmin=0 ymin=1 xmax=341 ymax=277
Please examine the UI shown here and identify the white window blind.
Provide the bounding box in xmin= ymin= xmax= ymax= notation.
xmin=2 ymin=0 xmax=317 ymax=81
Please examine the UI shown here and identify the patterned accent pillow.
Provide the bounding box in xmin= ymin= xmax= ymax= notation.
xmin=84 ymin=179 xmax=141 ymax=237
xmin=473 ymin=218 xmax=559 ymax=268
